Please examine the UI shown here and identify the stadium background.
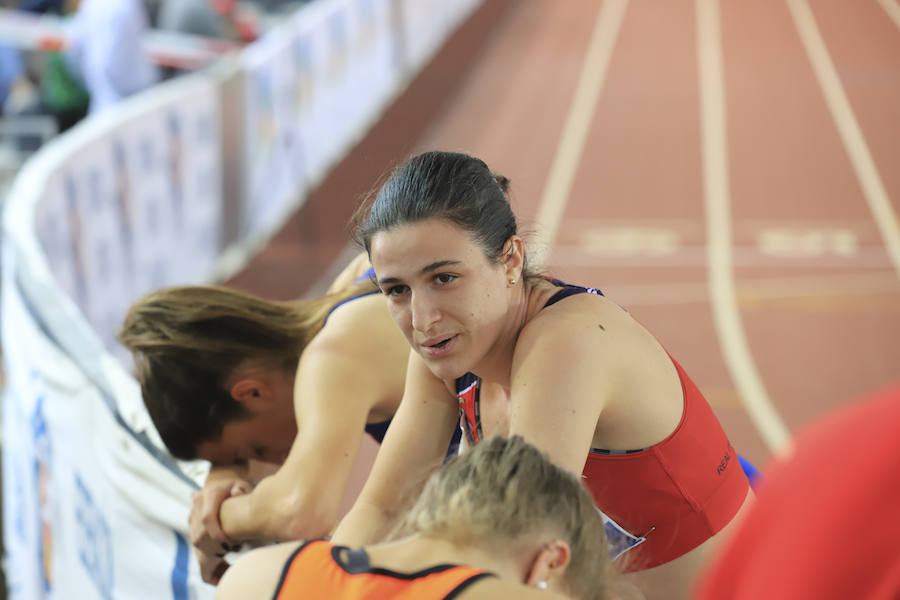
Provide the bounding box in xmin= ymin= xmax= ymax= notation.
xmin=2 ymin=0 xmax=899 ymax=598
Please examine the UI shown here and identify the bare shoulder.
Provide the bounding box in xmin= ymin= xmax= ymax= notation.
xmin=455 ymin=576 xmax=571 ymax=600
xmin=516 ymin=290 xmax=631 ymax=363
xmin=301 ymin=292 xmax=409 ymax=416
xmin=215 ymin=541 xmax=304 ymax=600
xmin=312 ymin=292 xmax=403 ymax=357
xmin=524 ymin=288 xmax=630 ymax=335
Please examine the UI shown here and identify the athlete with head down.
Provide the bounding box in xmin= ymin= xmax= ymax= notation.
xmin=119 ymin=253 xmax=459 ymax=583
xmin=216 ymin=435 xmax=630 ymax=600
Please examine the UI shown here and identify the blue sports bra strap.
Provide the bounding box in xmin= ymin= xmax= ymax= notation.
xmin=323 ymin=289 xmax=380 ymax=324
xmin=355 ymin=266 xmax=376 ymax=284
xmin=543 ymin=281 xmax=603 ymax=309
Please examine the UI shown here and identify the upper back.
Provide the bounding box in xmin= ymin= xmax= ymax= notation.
xmin=307 ymin=288 xmax=409 ymax=420
xmin=274 ymin=540 xmax=492 ymax=600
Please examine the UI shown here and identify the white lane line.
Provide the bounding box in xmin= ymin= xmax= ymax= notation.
xmin=876 ymin=0 xmax=900 ymax=31
xmin=534 ymin=0 xmax=629 ymax=261
xmin=787 ymin=0 xmax=900 ymax=280
xmin=696 ymin=0 xmax=793 ymax=455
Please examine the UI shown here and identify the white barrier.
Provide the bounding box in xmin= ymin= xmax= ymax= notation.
xmin=1 ymin=0 xmax=483 ymax=598
xmin=3 ymin=72 xmax=222 ymax=600
xmin=240 ymin=0 xmax=398 ymax=241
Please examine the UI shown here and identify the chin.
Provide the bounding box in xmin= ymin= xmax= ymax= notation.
xmin=423 ymin=356 xmax=469 ymax=382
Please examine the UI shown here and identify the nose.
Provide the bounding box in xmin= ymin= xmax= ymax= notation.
xmin=410 ymin=289 xmax=441 ymax=334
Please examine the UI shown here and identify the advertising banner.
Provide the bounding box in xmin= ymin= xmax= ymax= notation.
xmin=1 ymin=261 xmax=214 ymax=600
xmin=34 ymin=83 xmax=222 ymax=356
xmin=2 ymin=1 xmax=482 ymax=597
xmin=240 ymin=0 xmax=398 ymax=245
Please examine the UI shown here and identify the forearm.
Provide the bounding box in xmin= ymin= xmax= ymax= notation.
xmin=219 ymin=477 xmax=338 ymax=543
xmin=331 ymin=500 xmax=398 ymax=547
xmin=205 ymin=464 xmax=250 ymax=486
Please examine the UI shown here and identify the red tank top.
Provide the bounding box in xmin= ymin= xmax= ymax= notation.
xmin=454 ymin=282 xmax=749 ymax=571
xmin=274 ymin=540 xmax=494 ymax=599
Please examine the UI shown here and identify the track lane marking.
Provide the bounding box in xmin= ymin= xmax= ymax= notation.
xmin=696 ymin=0 xmax=792 ymax=455
xmin=788 ymin=0 xmax=900 ymax=279
xmin=876 ymin=0 xmax=900 ymax=32
xmin=534 ymin=0 xmax=629 ymax=260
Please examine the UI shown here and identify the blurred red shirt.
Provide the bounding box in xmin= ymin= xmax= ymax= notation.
xmin=695 ymin=383 xmax=900 ymax=600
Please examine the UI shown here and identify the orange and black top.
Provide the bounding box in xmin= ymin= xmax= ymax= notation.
xmin=273 ymin=539 xmax=496 ymax=599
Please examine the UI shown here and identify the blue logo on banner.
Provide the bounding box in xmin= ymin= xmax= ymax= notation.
xmin=75 ymin=474 xmax=114 ymax=600
xmin=31 ymin=395 xmax=53 ymax=593
xmin=171 ymin=532 xmax=189 ymax=600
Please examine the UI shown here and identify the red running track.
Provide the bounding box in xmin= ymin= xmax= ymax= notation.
xmin=231 ymin=0 xmax=900 ymax=479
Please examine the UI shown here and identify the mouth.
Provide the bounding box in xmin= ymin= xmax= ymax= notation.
xmin=420 ymin=334 xmax=458 ymax=357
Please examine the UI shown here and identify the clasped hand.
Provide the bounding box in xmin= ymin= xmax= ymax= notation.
xmin=189 ymin=479 xmax=251 ymax=585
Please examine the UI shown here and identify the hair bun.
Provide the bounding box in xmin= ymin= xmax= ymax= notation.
xmin=493 ymin=173 xmax=510 ymax=194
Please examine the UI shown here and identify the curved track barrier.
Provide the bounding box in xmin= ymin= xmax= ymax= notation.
xmin=1 ymin=0 xmax=481 ymax=597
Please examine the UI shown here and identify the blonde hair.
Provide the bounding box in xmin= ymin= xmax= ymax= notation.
xmin=117 ymin=281 xmax=377 ymax=459
xmin=401 ymin=435 xmax=613 ymax=600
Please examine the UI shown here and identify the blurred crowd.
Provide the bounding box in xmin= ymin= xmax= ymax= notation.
xmin=0 ymin=0 xmax=309 ymax=152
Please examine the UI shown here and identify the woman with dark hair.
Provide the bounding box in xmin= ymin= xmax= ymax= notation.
xmin=332 ymin=151 xmax=753 ymax=600
xmin=119 ymin=254 xmax=458 ymax=584
xmin=216 ymin=436 xmax=624 ymax=600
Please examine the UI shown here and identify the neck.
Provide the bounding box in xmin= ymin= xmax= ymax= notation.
xmin=364 ymin=534 xmax=524 ymax=581
xmin=470 ymin=277 xmax=556 ymax=386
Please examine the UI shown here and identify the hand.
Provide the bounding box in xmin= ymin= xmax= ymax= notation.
xmin=189 ymin=479 xmax=250 ymax=584
xmin=196 ymin=549 xmax=230 ymax=586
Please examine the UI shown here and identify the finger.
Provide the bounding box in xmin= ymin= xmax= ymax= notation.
xmin=230 ymin=482 xmax=251 ymax=496
xmin=210 ymin=560 xmax=230 ymax=585
xmin=198 ymin=553 xmax=219 ymax=584
xmin=201 ymin=509 xmax=229 ymax=544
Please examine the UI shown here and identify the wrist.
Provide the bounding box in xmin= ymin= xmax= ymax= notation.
xmin=219 ymin=490 xmax=254 ymax=542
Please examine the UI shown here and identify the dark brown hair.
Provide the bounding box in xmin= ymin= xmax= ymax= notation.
xmin=353 ymin=151 xmax=532 ymax=272
xmin=118 ymin=281 xmax=375 ymax=459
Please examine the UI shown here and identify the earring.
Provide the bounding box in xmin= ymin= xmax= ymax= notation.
xmin=509 ymin=278 xmax=517 ymax=285
xmin=537 ymin=581 xmax=548 ymax=589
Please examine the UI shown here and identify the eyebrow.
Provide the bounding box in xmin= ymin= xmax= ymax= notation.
xmin=377 ymin=260 xmax=462 ymax=286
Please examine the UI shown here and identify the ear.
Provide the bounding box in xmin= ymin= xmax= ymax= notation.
xmin=229 ymin=378 xmax=274 ymax=412
xmin=501 ymin=235 xmax=525 ymax=284
xmin=524 ymin=539 xmax=571 ymax=590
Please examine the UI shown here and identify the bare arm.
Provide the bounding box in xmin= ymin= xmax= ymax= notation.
xmin=507 ymin=300 xmax=615 ymax=475
xmin=204 ymin=460 xmax=277 ymax=488
xmin=331 ymin=351 xmax=459 ymax=547
xmin=217 ymin=340 xmax=380 ymax=542
xmin=203 ymin=464 xmax=250 ymax=487
xmin=214 ymin=293 xmax=407 ymax=542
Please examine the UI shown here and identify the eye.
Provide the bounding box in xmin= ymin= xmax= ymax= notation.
xmin=434 ymin=273 xmax=457 ymax=285
xmin=252 ymin=445 xmax=267 ymax=458
xmin=383 ymin=284 xmax=409 ymax=297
